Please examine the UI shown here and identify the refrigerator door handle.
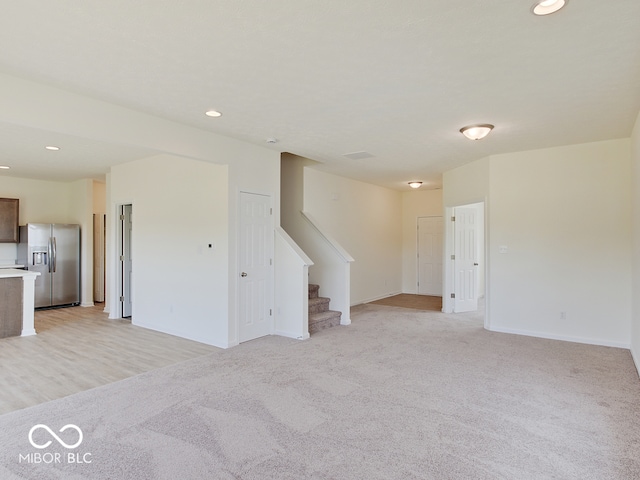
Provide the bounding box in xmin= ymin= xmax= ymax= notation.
xmin=47 ymin=237 xmax=53 ymax=273
xmin=52 ymin=236 xmax=57 ymax=273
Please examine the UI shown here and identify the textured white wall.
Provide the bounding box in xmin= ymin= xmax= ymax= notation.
xmin=631 ymin=111 xmax=640 ymax=371
xmin=0 ymin=176 xmax=77 ymax=224
xmin=489 ymin=140 xmax=631 ymax=347
xmin=444 ymin=140 xmax=632 ymax=347
xmin=110 ymin=154 xmax=230 ymax=347
xmin=443 ymin=156 xmax=490 ymax=208
xmin=0 ymin=176 xmax=82 ymax=265
xmin=401 ymin=189 xmax=443 ymax=294
xmin=274 ymin=227 xmax=312 ymax=339
xmin=304 ymin=168 xmax=402 ymax=304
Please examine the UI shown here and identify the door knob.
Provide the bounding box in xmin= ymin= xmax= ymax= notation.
xmin=241 ymin=272 xmax=248 ymax=277
xmin=473 ymin=263 xmax=479 ymax=266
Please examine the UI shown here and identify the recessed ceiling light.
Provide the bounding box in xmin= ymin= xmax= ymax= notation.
xmin=0 ymin=165 xmax=10 ymax=170
xmin=266 ymin=137 xmax=278 ymax=144
xmin=532 ymin=0 xmax=566 ymax=16
xmin=45 ymin=145 xmax=60 ymax=151
xmin=205 ymin=110 xmax=222 ymax=118
xmin=460 ymin=124 xmax=494 ymax=140
xmin=408 ymin=181 xmax=423 ymax=189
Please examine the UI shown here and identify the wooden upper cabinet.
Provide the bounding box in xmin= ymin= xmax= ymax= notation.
xmin=0 ymin=198 xmax=19 ymax=243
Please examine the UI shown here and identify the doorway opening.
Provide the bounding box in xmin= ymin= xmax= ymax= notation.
xmin=443 ymin=201 xmax=487 ymax=326
xmin=93 ymin=213 xmax=106 ymax=303
xmin=417 ymin=216 xmax=443 ymax=297
xmin=118 ymin=204 xmax=132 ymax=319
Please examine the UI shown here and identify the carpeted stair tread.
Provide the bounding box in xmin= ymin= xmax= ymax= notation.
xmin=309 ymin=309 xmax=341 ymax=322
xmin=308 ymin=284 xmax=320 ymax=299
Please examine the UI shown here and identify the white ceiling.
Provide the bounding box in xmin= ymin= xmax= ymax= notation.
xmin=0 ymin=0 xmax=638 ymax=190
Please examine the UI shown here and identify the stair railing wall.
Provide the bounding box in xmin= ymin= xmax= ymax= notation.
xmin=300 ymin=211 xmax=354 ymax=325
xmin=274 ymin=227 xmax=313 ymax=339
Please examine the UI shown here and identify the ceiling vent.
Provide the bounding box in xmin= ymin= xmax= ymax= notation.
xmin=343 ymin=151 xmax=374 ymax=160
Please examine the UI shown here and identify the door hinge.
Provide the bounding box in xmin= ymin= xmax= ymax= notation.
xmin=269 ymin=309 xmax=272 ymax=316
xmin=451 ymin=293 xmax=456 ymax=299
xmin=451 ymin=254 xmax=455 ymax=260
xmin=120 ymin=255 xmax=125 ymax=261
xmin=270 ymin=258 xmax=272 ymax=266
xmin=270 ymin=208 xmax=273 ymax=215
xmin=451 ymin=216 xmax=455 ymax=222
xmin=119 ymin=296 xmax=125 ymax=302
xmin=120 ymin=214 xmax=125 ymax=221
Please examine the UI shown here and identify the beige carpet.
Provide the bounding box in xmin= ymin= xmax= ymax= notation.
xmin=369 ymin=294 xmax=442 ymax=311
xmin=0 ymin=304 xmax=638 ymax=479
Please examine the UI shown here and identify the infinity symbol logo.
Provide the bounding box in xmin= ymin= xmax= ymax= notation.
xmin=28 ymin=424 xmax=83 ymax=449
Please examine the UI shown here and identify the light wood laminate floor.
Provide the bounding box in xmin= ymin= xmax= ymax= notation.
xmin=368 ymin=294 xmax=443 ymax=311
xmin=0 ymin=304 xmax=218 ymax=415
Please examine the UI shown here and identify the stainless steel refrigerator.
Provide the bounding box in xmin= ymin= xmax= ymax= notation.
xmin=18 ymin=223 xmax=80 ymax=308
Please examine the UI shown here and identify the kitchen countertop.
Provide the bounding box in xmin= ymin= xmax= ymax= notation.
xmin=0 ymin=268 xmax=37 ymax=279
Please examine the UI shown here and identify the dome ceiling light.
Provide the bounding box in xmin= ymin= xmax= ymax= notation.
xmin=408 ymin=181 xmax=423 ymax=189
xmin=459 ymin=124 xmax=494 ymax=140
xmin=532 ymin=0 xmax=567 ymax=16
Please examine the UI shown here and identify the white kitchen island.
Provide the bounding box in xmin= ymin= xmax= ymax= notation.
xmin=0 ymin=268 xmax=40 ymax=337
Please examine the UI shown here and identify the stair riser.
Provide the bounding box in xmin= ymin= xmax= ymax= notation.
xmin=309 ymin=299 xmax=330 ymax=314
xmin=308 ymin=284 xmax=320 ymax=299
xmin=309 ymin=315 xmax=342 ymax=334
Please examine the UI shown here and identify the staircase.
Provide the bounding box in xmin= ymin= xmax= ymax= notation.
xmin=308 ymin=284 xmax=342 ymax=334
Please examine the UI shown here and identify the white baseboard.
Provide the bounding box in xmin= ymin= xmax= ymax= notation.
xmin=631 ymin=347 xmax=640 ymax=379
xmin=488 ymin=325 xmax=630 ymax=349
xmin=132 ymin=320 xmax=226 ymax=349
xmin=340 ymin=317 xmax=351 ymax=326
xmin=80 ymin=302 xmax=95 ymax=307
xmin=353 ymin=291 xmax=403 ymax=306
xmin=274 ymin=330 xmax=309 ymax=340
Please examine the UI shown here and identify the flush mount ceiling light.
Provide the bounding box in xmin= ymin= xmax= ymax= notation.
xmin=408 ymin=181 xmax=423 ymax=189
xmin=205 ymin=109 xmax=222 ymax=117
xmin=460 ymin=124 xmax=494 ymax=140
xmin=45 ymin=145 xmax=60 ymax=151
xmin=343 ymin=151 xmax=375 ymax=160
xmin=0 ymin=165 xmax=10 ymax=170
xmin=531 ymin=0 xmax=567 ymax=16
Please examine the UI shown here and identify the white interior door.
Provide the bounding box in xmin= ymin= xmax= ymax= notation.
xmin=453 ymin=207 xmax=478 ymax=312
xmin=418 ymin=216 xmax=443 ymax=295
xmin=120 ymin=205 xmax=132 ymax=318
xmin=238 ymin=192 xmax=273 ymax=342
